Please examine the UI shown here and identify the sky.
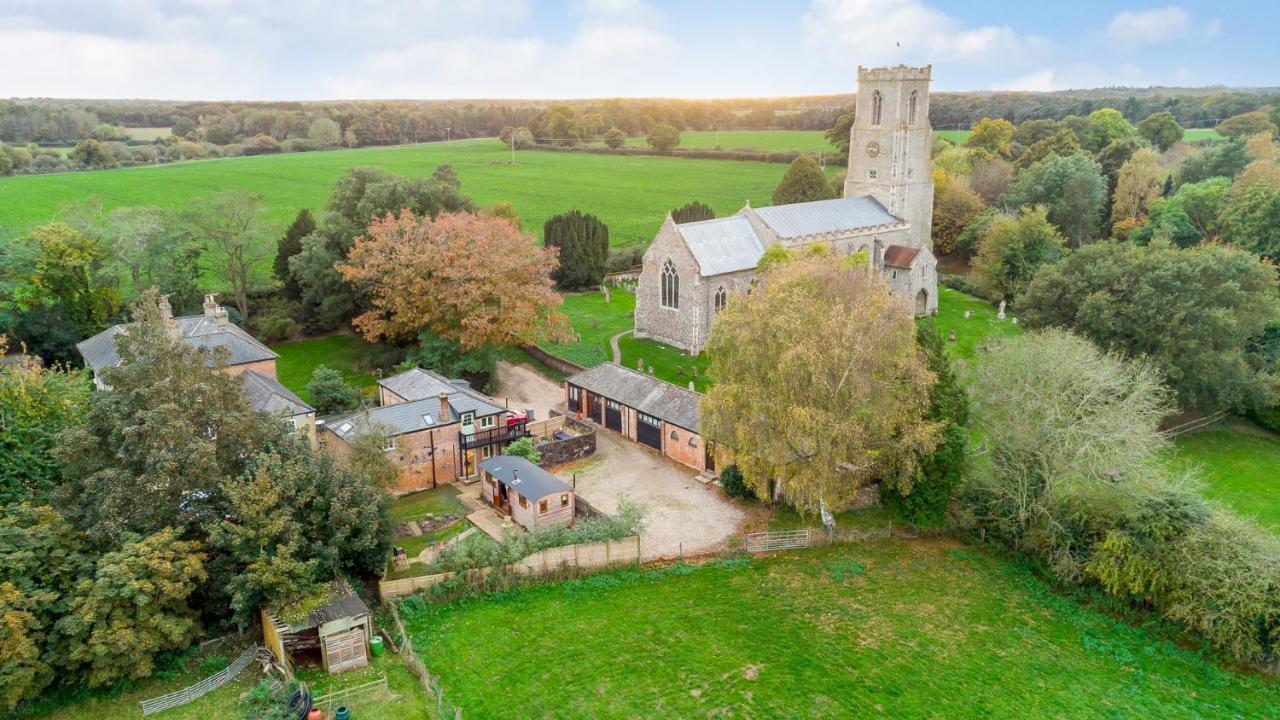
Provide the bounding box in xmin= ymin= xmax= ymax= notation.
xmin=1 ymin=0 xmax=1276 ymax=101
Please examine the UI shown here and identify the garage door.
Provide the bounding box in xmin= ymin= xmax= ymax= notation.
xmin=636 ymin=412 xmax=662 ymax=450
xmin=605 ymin=400 xmax=623 ymax=432
xmin=589 ymin=393 xmax=604 ymax=424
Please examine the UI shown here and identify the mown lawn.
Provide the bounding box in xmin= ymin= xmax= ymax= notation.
xmin=390 ymin=485 xmax=468 ymax=523
xmin=0 ymin=139 xmax=786 ymax=249
xmin=539 ymin=289 xmax=638 ymax=368
xmin=1173 ymin=424 xmax=1280 ymax=532
xmin=617 ymin=130 xmax=837 ymax=153
xmin=931 ymin=285 xmax=1022 ymax=361
xmin=270 ymin=333 xmax=381 ymax=403
xmin=616 ymin=334 xmax=711 ymax=392
xmin=296 ymin=650 xmax=437 ymax=720
xmin=401 ymin=540 xmax=1279 ymax=719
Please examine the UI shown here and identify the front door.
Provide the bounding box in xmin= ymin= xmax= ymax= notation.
xmin=705 ymin=441 xmax=716 ymax=472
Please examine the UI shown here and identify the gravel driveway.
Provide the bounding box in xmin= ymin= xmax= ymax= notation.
xmin=495 ymin=359 xmax=745 ymax=560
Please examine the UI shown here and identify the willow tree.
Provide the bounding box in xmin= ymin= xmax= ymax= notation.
xmin=700 ymin=259 xmax=938 ymax=515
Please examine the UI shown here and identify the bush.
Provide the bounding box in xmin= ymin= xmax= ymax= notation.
xmin=504 ymin=437 xmax=541 ymax=464
xmin=938 ymin=273 xmax=980 ymax=297
xmin=252 ymin=312 xmax=299 ymax=343
xmin=606 ymin=246 xmax=645 ymax=274
xmin=306 ymin=365 xmax=361 ymax=414
xmin=718 ymin=464 xmax=754 ymax=500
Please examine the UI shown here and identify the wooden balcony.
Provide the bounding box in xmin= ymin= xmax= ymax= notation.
xmin=459 ymin=421 xmax=529 ymax=450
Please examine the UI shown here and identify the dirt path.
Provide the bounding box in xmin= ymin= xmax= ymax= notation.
xmin=492 ymin=360 xmax=565 ymax=420
xmin=608 ymin=329 xmax=631 ymax=364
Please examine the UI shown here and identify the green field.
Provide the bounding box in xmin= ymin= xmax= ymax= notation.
xmin=402 ymin=540 xmax=1280 ymax=718
xmin=0 ymin=139 xmax=787 ymax=247
xmin=620 ymin=130 xmax=837 ymax=153
xmin=270 ymin=333 xmax=381 ymax=403
xmin=1173 ymin=424 xmax=1280 ymax=532
xmin=1183 ymin=128 xmax=1225 ymax=142
xmin=934 ymin=129 xmax=972 ymax=144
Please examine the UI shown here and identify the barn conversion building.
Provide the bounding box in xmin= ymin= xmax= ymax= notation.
xmin=564 ymin=362 xmax=712 ymax=474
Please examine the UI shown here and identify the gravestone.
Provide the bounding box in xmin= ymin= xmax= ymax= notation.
xmin=948 ymin=330 xmax=957 ymax=342
xmin=996 ymin=300 xmax=1007 ymax=321
xmin=637 ymin=358 xmax=644 ymax=371
xmin=963 ymin=310 xmax=971 ymax=319
xmin=648 ymin=365 xmax=655 ymax=375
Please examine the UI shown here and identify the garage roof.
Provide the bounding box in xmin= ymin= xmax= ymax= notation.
xmin=565 ymin=362 xmax=701 ymax=433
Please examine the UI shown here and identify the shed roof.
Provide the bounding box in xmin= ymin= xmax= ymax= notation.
xmin=77 ymin=313 xmax=277 ymax=373
xmin=272 ymin=579 xmax=370 ymax=633
xmin=753 ymin=195 xmax=902 ymax=238
xmin=480 ymin=455 xmax=571 ymax=501
xmin=241 ymin=370 xmax=314 ymax=418
xmin=882 ymin=245 xmax=922 ymax=269
xmin=565 ymin=362 xmax=701 ymax=432
xmin=676 ymin=215 xmax=768 ymax=277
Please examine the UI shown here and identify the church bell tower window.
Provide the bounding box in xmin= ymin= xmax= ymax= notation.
xmin=871 ymin=91 xmax=883 ymax=127
xmin=908 ymin=91 xmax=918 ymax=127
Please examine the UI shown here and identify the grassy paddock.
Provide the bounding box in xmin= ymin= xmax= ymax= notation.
xmin=0 ymin=139 xmax=785 ymax=249
xmin=269 ymin=333 xmax=381 ymax=403
xmin=1173 ymin=424 xmax=1280 ymax=532
xmin=402 ymin=540 xmax=1279 ymax=718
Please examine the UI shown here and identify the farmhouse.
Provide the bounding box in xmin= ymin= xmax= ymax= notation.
xmin=634 ymin=65 xmax=938 ymax=353
xmin=564 ymin=362 xmax=712 ymax=474
xmin=76 ymin=294 xmax=316 ymax=444
xmin=320 ymin=367 xmax=529 ymax=492
xmin=480 ymin=455 xmax=575 ymax=531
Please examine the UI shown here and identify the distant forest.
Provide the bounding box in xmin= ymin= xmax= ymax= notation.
xmin=5 ymin=85 xmax=1279 ymax=147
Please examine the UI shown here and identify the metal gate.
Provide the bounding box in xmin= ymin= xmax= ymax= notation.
xmin=636 ymin=412 xmax=662 ymax=450
xmin=605 ymin=400 xmax=622 ymax=432
xmin=744 ymin=529 xmax=810 ymax=553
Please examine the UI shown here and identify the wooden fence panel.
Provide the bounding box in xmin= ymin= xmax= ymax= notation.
xmin=139 ymin=643 xmax=260 ymax=716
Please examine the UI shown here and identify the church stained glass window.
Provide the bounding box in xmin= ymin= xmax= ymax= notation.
xmin=714 ymin=286 xmax=727 ymax=313
xmin=661 ymin=259 xmax=679 ymax=308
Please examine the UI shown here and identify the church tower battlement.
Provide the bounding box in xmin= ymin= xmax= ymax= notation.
xmin=843 ymin=64 xmax=934 ymax=252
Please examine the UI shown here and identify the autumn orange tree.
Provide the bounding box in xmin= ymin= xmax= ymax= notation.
xmin=700 ymin=258 xmax=939 ymax=515
xmin=339 ymin=210 xmax=569 ymax=349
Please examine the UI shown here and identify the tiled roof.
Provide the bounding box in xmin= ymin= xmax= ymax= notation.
xmin=77 ymin=313 xmax=277 ymax=373
xmin=379 ymin=367 xmax=476 ymax=403
xmin=481 ymin=455 xmax=571 ymax=501
xmin=565 ymin=362 xmax=701 ymax=432
xmin=676 ymin=215 xmax=767 ymax=277
xmin=753 ymin=195 xmax=902 ymax=239
xmin=882 ymin=245 xmax=922 ymax=269
xmin=241 ymin=370 xmax=313 ymax=418
xmin=322 ymin=392 xmax=503 ymax=441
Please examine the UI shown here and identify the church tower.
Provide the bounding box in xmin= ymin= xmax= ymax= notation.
xmin=843 ymin=65 xmax=934 ymax=251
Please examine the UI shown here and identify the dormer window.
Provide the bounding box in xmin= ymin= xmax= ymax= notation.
xmin=461 ymin=411 xmax=475 ymax=427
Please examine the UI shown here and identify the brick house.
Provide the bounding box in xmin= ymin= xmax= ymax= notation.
xmin=319 ymin=367 xmax=528 ymax=493
xmin=479 ymin=455 xmax=575 ymax=531
xmin=564 ymin=362 xmax=713 ymax=474
xmin=76 ymin=295 xmax=316 ymax=446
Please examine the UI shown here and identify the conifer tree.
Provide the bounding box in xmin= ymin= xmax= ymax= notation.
xmin=543 ymin=210 xmax=610 ymax=289
xmin=671 ymin=201 xmax=715 ymax=224
xmin=274 ymin=208 xmax=315 ymax=300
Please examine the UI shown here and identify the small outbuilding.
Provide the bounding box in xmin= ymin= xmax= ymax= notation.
xmin=262 ymin=579 xmax=371 ymax=675
xmin=480 ymin=455 xmax=575 ymax=531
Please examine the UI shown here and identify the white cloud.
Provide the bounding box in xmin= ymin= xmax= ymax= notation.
xmin=997 ymin=68 xmax=1057 ymax=92
xmin=801 ymin=0 xmax=1050 ymax=67
xmin=1104 ymin=6 xmax=1208 ymax=46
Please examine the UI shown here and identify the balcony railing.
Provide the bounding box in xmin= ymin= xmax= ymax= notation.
xmin=460 ymin=421 xmax=529 ymax=450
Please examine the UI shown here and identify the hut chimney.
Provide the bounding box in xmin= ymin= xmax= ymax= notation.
xmin=438 ymin=392 xmax=450 ymax=422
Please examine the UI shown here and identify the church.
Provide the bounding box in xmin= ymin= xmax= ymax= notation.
xmin=634 ymin=65 xmax=938 ymax=354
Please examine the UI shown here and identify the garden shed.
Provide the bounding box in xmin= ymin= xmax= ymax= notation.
xmin=480 ymin=455 xmax=575 ymax=531
xmin=262 ymin=579 xmax=371 ymax=675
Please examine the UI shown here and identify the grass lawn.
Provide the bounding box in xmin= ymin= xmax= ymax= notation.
xmin=0 ymin=139 xmax=786 ymax=250
xmin=270 ymin=333 xmax=381 ymax=403
xmin=25 ymin=647 xmax=262 ymax=720
xmin=934 ymin=129 xmax=972 ymax=144
xmin=540 ymin=289 xmax=638 ymax=368
xmin=401 ymin=539 xmax=1279 ymax=718
xmin=930 ymin=285 xmax=1022 ymax=361
xmin=1173 ymin=424 xmax=1280 ymax=532
xmin=390 ymin=485 xmax=468 ymax=523
xmin=616 ymin=334 xmax=711 ymax=392
xmin=1183 ymin=128 xmax=1224 ymax=142
xmin=296 ymin=650 xmax=437 ymax=720
xmin=616 ymin=130 xmax=837 ymax=153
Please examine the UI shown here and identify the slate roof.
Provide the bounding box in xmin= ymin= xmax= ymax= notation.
xmin=882 ymin=245 xmax=922 ymax=269
xmin=379 ymin=367 xmax=480 ymax=403
xmin=481 ymin=455 xmax=571 ymax=501
xmin=77 ymin=314 xmax=277 ymax=373
xmin=241 ymin=370 xmax=314 ymax=418
xmin=753 ymin=195 xmax=902 ymax=238
xmin=676 ymin=215 xmax=768 ymax=276
xmin=565 ymin=362 xmax=701 ymax=432
xmin=322 ymin=391 xmax=504 ymax=442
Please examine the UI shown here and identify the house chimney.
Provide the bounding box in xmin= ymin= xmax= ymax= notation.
xmin=203 ymin=293 xmax=218 ymax=318
xmin=158 ymin=294 xmax=174 ymax=324
xmin=438 ymin=392 xmax=450 ymax=422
